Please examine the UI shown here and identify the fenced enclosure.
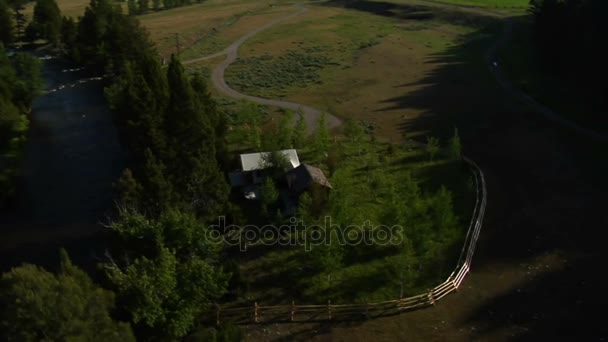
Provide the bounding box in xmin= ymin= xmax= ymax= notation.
xmin=209 ymin=157 xmax=487 ymax=325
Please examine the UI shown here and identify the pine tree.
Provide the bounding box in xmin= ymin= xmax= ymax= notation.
xmin=426 ymin=136 xmax=440 ymax=162
xmin=10 ymin=52 xmax=42 ymax=111
xmin=449 ymin=127 xmax=462 ymax=160
xmin=277 ymin=110 xmax=294 ymax=149
xmin=127 ymin=0 xmax=138 ymax=15
xmin=292 ymin=109 xmax=307 ymax=149
xmin=141 ymin=148 xmax=174 ymax=214
xmin=314 ymin=113 xmax=330 ymax=157
xmin=139 ymin=0 xmax=148 ymax=13
xmin=0 ymin=0 xmax=13 ymax=45
xmin=393 ymin=235 xmax=417 ymax=298
xmin=60 ymin=16 xmax=77 ymax=52
xmin=343 ymin=118 xmax=365 ymax=154
xmin=29 ymin=0 xmax=62 ymax=45
xmin=260 ymin=177 xmax=279 ymax=217
xmin=191 ymin=71 xmax=227 ymax=166
xmin=164 ymin=55 xmax=228 ymax=219
xmin=114 ymin=168 xmax=142 ymax=209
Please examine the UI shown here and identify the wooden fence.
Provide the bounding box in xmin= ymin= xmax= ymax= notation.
xmin=209 ymin=157 xmax=487 ymax=325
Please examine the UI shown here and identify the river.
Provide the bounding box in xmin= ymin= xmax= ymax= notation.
xmin=0 ymin=56 xmax=126 ymax=272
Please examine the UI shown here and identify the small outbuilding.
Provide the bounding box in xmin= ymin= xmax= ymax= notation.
xmin=286 ymin=164 xmax=332 ymax=195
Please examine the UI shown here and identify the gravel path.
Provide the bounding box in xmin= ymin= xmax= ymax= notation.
xmin=183 ymin=5 xmax=342 ymax=132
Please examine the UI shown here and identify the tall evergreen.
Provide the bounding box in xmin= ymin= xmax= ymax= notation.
xmin=27 ymin=0 xmax=61 ymax=44
xmin=164 ymin=55 xmax=228 ymax=219
xmin=0 ymin=0 xmax=13 ymax=45
xmin=292 ymin=109 xmax=307 ymax=148
xmin=191 ymin=71 xmax=227 ymax=165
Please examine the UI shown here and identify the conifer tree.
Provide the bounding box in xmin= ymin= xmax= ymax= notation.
xmin=0 ymin=0 xmax=13 ymax=45
xmin=292 ymin=109 xmax=307 ymax=149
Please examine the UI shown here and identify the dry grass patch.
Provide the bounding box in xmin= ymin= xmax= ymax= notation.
xmin=139 ymin=1 xmax=298 ymax=58
xmin=139 ymin=2 xmax=262 ymax=57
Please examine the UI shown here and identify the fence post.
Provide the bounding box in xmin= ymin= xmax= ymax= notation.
xmin=428 ymin=290 xmax=435 ymax=306
xmin=215 ymin=304 xmax=220 ymax=326
xmin=254 ymin=302 xmax=259 ymax=323
xmin=328 ymin=300 xmax=332 ymax=321
xmin=291 ymin=301 xmax=296 ymax=322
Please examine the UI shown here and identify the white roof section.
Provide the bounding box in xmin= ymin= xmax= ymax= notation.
xmin=239 ymin=149 xmax=300 ymax=171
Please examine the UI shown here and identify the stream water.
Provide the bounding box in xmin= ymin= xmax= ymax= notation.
xmin=0 ymin=56 xmax=126 ymax=271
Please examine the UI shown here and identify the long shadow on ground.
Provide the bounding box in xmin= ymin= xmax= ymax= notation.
xmin=363 ymin=9 xmax=608 ymax=342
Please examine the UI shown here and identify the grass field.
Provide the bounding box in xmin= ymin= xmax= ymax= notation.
xmin=138 ymin=0 xmax=297 ymax=59
xmin=208 ymin=1 xmax=502 ymax=142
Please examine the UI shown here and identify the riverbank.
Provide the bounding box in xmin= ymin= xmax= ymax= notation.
xmin=0 ymin=55 xmax=126 ymax=272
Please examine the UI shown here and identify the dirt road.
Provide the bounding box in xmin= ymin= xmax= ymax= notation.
xmin=183 ymin=5 xmax=342 ymax=132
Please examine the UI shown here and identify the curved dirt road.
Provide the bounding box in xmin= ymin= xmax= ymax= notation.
xmin=183 ymin=5 xmax=342 ymax=132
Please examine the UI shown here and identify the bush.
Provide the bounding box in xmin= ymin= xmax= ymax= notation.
xmin=226 ymin=49 xmax=332 ymax=97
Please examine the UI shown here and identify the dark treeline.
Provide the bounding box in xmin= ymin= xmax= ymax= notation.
xmin=1 ymin=0 xmax=240 ymax=340
xmin=0 ymin=0 xmax=29 ymax=45
xmin=127 ymin=0 xmax=207 ymax=16
xmin=0 ymin=45 xmax=41 ymax=206
xmin=60 ymin=0 xmax=234 ymax=339
xmin=529 ymin=0 xmax=608 ymax=108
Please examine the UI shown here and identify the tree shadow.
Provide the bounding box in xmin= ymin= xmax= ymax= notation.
xmin=460 ymin=254 xmax=608 ymax=340
xmin=320 ymin=0 xmax=500 ymax=27
xmin=318 ymin=2 xmax=608 ymax=339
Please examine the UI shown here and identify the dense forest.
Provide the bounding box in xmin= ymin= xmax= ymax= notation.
xmin=529 ymin=0 xmax=608 ymax=109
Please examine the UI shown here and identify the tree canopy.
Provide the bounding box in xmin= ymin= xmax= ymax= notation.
xmin=0 ymin=251 xmax=135 ymax=342
xmin=0 ymin=0 xmax=13 ymax=45
xmin=104 ymin=209 xmax=228 ymax=340
xmin=26 ymin=0 xmax=61 ymax=44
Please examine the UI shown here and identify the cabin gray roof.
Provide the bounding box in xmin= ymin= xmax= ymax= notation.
xmin=239 ymin=149 xmax=300 ymax=171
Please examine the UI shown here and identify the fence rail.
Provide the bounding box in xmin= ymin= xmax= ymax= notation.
xmin=209 ymin=157 xmax=487 ymax=325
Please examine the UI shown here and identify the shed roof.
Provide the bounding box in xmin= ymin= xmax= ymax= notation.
xmin=286 ymin=164 xmax=332 ymax=194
